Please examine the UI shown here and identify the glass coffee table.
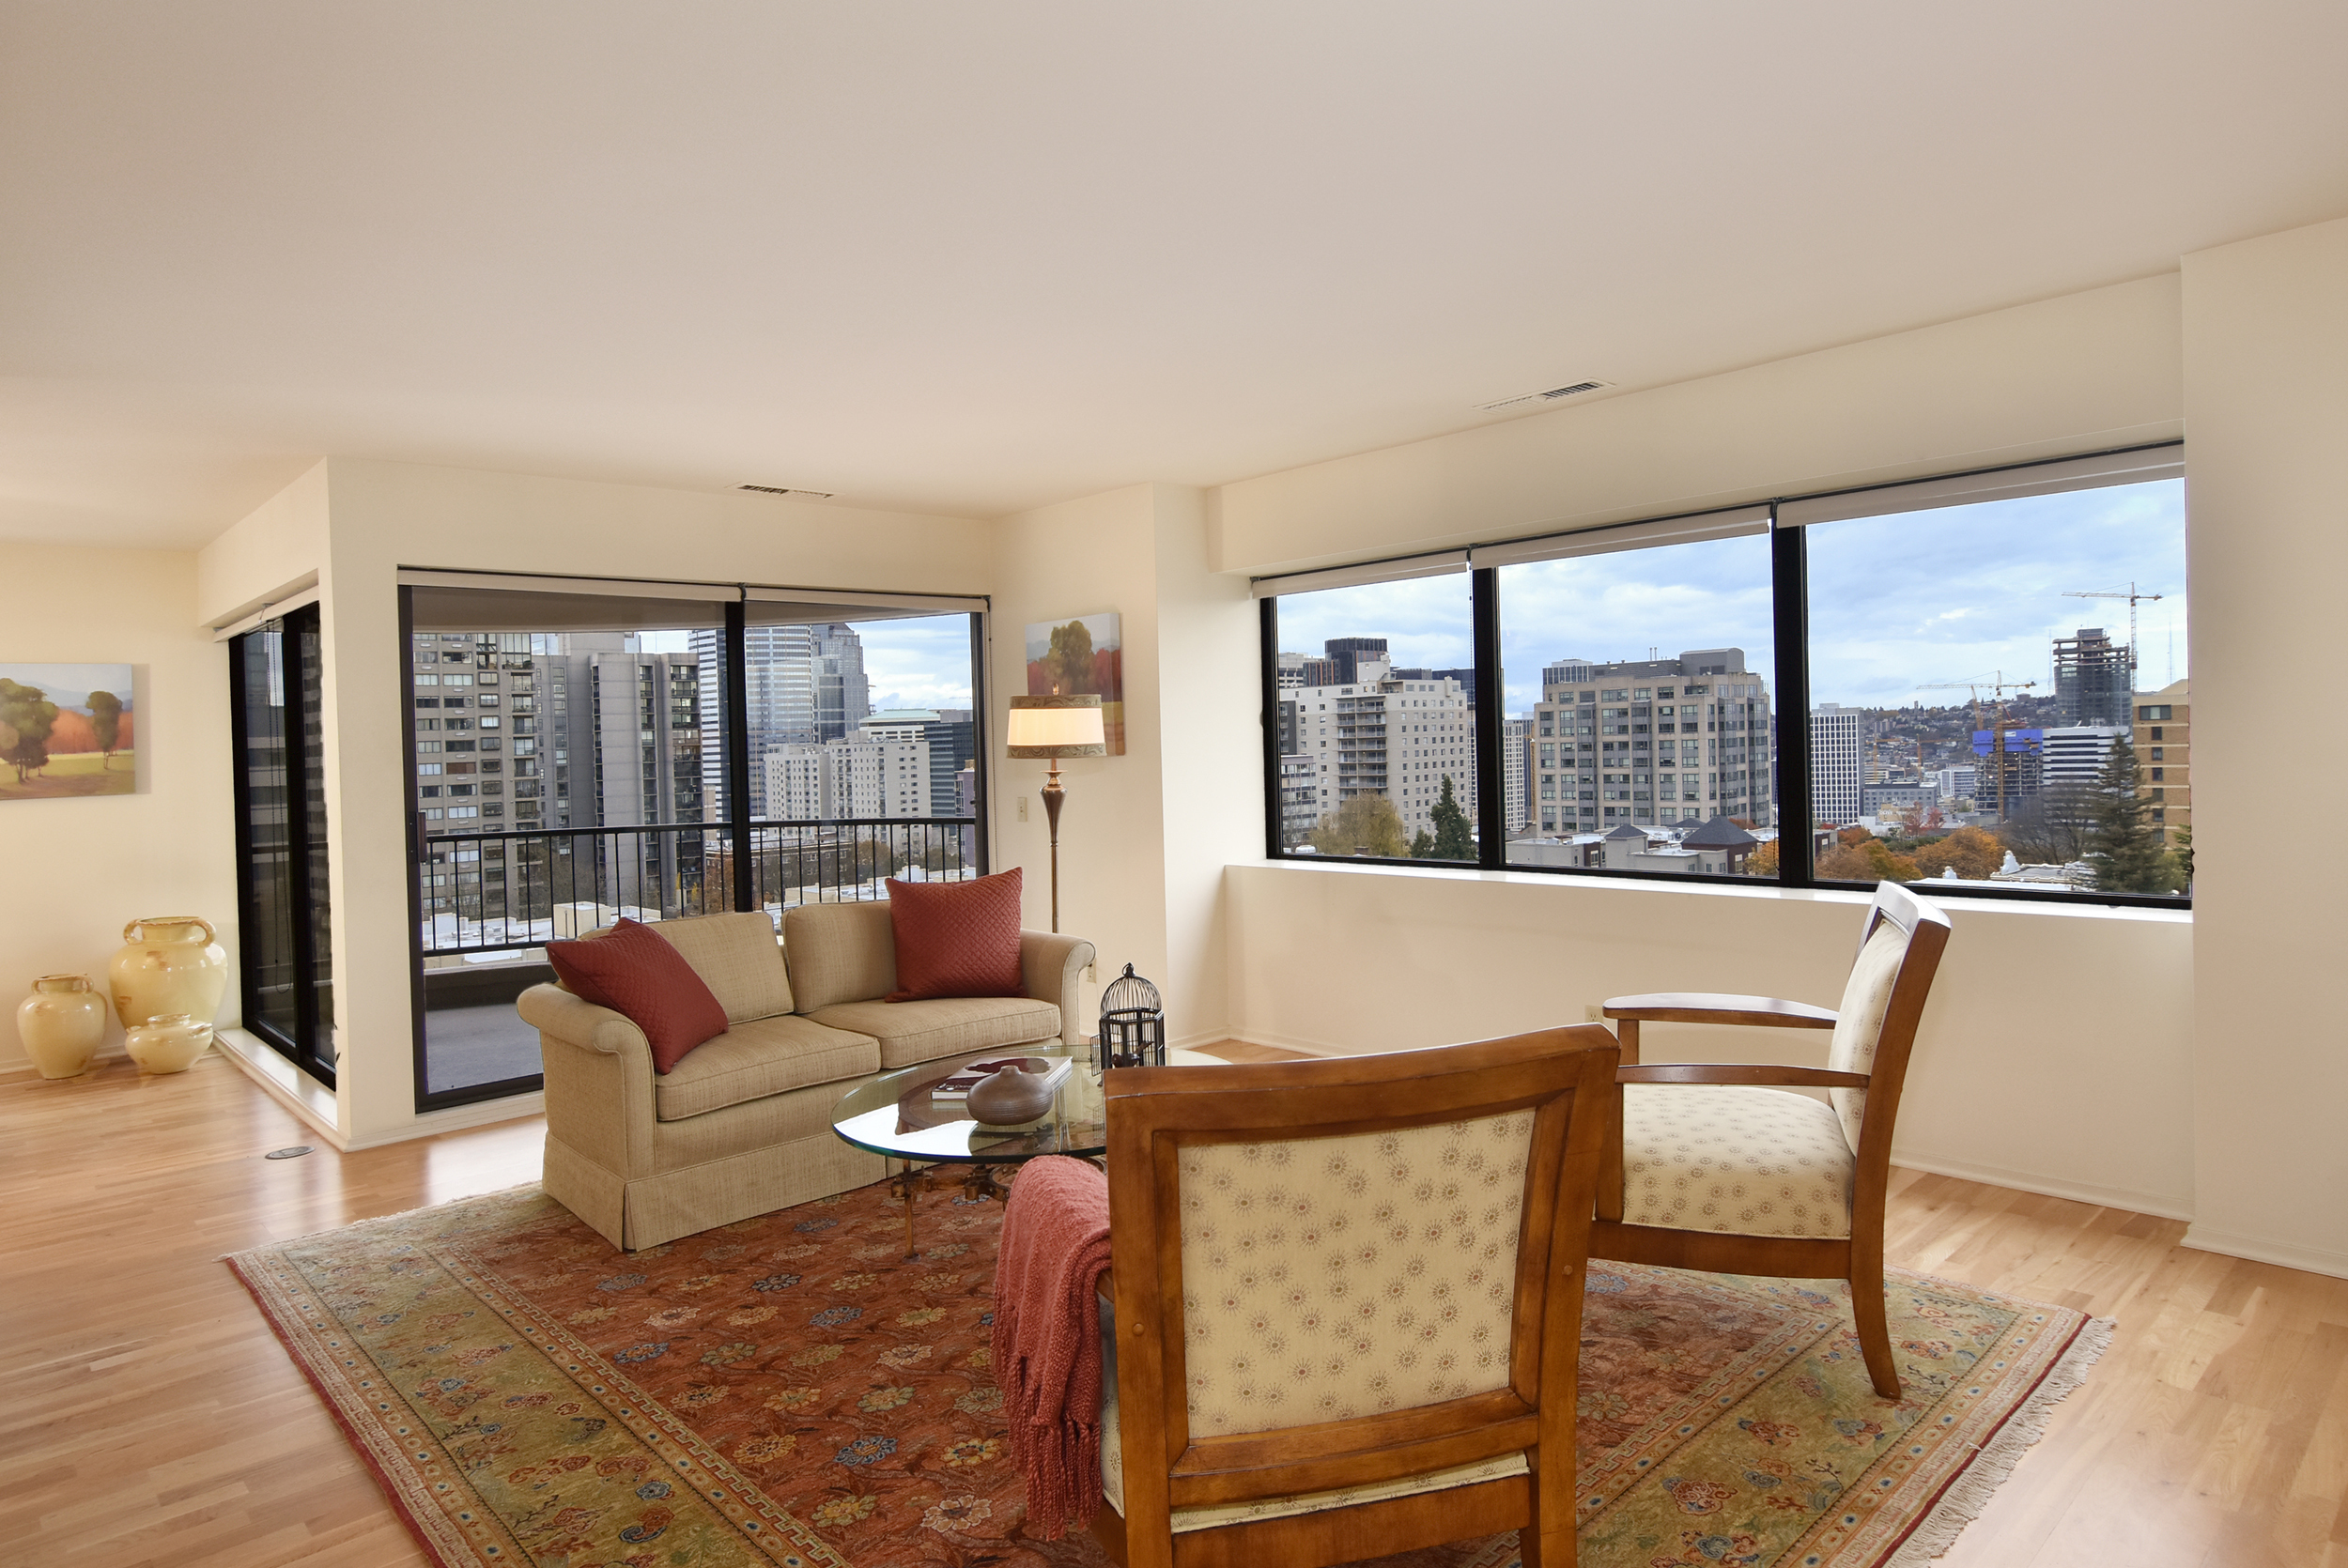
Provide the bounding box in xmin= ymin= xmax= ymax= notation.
xmin=830 ymin=1046 xmax=1217 ymax=1257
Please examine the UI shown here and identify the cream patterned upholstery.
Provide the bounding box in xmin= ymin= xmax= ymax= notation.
xmin=1829 ymin=920 xmax=1908 ymax=1154
xmin=647 ymin=910 xmax=796 ymax=1022
xmin=1619 ymin=1083 xmax=1853 ymax=1238
xmin=804 ymin=994 xmax=1062 ymax=1069
xmin=1176 ymin=1115 xmax=1533 ymax=1434
xmin=1098 ymin=1113 xmax=1539 ymax=1530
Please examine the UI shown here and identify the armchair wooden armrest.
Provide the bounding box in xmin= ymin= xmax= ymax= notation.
xmin=1602 ymin=992 xmax=1840 ymax=1029
xmin=1617 ymin=1063 xmax=1869 ymax=1088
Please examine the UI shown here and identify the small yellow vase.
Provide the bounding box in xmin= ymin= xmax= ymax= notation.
xmin=125 ymin=1013 xmax=213 ymax=1074
xmin=110 ymin=915 xmax=229 ymax=1031
xmin=17 ymin=974 xmax=106 ymax=1079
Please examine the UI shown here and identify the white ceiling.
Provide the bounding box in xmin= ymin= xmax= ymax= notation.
xmin=3 ymin=2 xmax=2344 ymax=548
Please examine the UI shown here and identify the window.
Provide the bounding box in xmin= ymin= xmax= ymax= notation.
xmin=229 ymin=604 xmax=336 ymax=1083
xmin=1258 ymin=444 xmax=2189 ymax=906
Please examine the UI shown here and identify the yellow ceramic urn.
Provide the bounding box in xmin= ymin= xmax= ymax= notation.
xmin=125 ymin=1013 xmax=213 ymax=1074
xmin=110 ymin=916 xmax=229 ymax=1031
xmin=17 ymin=974 xmax=107 ymax=1079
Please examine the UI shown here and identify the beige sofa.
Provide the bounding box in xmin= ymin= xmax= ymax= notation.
xmin=518 ymin=902 xmax=1096 ymax=1250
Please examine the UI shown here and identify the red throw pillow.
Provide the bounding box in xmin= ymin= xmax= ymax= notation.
xmin=886 ymin=868 xmax=1026 ymax=1002
xmin=545 ymin=917 xmax=729 ymax=1073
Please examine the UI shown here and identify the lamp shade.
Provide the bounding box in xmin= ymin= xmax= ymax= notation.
xmin=1006 ymin=694 xmax=1106 ymax=757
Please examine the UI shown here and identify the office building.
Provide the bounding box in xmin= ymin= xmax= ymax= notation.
xmin=1532 ymin=650 xmax=1772 ymax=833
xmin=1811 ymin=705 xmax=1864 ymax=826
xmin=689 ymin=622 xmax=872 ymax=818
xmin=1501 ymin=716 xmax=1531 ymax=833
xmin=2041 ymin=725 xmax=2125 ymax=790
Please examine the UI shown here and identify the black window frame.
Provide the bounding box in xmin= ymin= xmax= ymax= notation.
xmin=1259 ymin=442 xmax=2191 ymax=912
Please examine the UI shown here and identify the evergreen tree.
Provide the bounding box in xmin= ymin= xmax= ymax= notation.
xmin=1429 ymin=775 xmax=1475 ymax=861
xmin=2170 ymin=823 xmax=2194 ymax=889
xmin=1409 ymin=829 xmax=1435 ymax=858
xmin=2082 ymin=737 xmax=2177 ymax=894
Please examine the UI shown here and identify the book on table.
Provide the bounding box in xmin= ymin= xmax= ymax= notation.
xmin=929 ymin=1055 xmax=1074 ymax=1102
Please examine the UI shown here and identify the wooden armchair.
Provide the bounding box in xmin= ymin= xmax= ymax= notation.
xmin=1591 ymin=881 xmax=1951 ymax=1399
xmin=1092 ymin=1028 xmax=1618 ymax=1568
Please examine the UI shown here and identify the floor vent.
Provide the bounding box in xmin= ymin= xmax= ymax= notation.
xmin=1476 ymin=380 xmax=1613 ymax=414
xmin=738 ymin=484 xmax=836 ymax=500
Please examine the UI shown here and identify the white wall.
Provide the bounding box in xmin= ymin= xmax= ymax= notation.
xmin=2 ymin=546 xmax=238 ymax=1074
xmin=2180 ymin=216 xmax=2348 ymax=1275
xmin=1214 ymin=274 xmax=2183 ymax=575
xmin=198 ymin=458 xmax=994 ymax=1145
xmin=1228 ymin=864 xmax=2196 ymax=1217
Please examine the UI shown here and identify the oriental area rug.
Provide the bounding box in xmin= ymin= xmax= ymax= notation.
xmin=229 ymin=1180 xmax=2108 ymax=1568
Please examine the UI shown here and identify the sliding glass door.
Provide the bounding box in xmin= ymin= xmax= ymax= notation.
xmin=228 ymin=604 xmax=336 ymax=1082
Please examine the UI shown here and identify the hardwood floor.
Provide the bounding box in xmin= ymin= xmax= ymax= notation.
xmin=4 ymin=1048 xmax=2344 ymax=1566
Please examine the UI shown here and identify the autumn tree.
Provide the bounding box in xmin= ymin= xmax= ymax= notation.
xmin=1892 ymin=801 xmax=1944 ymax=836
xmin=1908 ymin=824 xmax=2004 ymax=881
xmin=1816 ymin=838 xmax=1922 ymax=884
xmin=1429 ymin=775 xmax=1475 ymax=861
xmin=1309 ymin=794 xmax=1410 ymax=858
xmin=1744 ymin=839 xmax=1781 ymax=877
xmin=2082 ymin=738 xmax=2177 ymax=895
xmin=87 ymin=690 xmax=123 ymax=768
xmin=0 ymin=678 xmax=57 ymax=782
xmin=1043 ymin=620 xmax=1095 ymax=696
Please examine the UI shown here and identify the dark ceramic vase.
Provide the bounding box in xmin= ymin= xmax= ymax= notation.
xmin=965 ymin=1066 xmax=1054 ymax=1126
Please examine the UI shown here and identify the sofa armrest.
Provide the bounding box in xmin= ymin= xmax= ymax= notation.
xmin=518 ymin=983 xmax=657 ymax=1067
xmin=517 ymin=983 xmax=660 ymax=1177
xmin=1020 ymin=931 xmax=1097 ymax=1047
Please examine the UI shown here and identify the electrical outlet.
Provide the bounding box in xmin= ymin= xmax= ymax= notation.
xmin=1017 ymin=796 xmax=1028 ymax=822
xmin=1084 ymin=961 xmax=1098 ymax=984
xmin=1583 ymin=1004 xmax=1606 ymax=1022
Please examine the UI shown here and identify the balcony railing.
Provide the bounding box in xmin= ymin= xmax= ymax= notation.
xmin=416 ymin=817 xmax=981 ymax=961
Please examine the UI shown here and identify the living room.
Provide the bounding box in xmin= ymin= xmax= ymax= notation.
xmin=4 ymin=8 xmax=2344 ymax=1567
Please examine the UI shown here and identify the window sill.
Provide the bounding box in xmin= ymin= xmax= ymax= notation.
xmin=1247 ymin=855 xmax=2192 ymax=924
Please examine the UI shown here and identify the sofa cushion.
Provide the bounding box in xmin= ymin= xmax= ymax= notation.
xmin=547 ymin=917 xmax=730 ymax=1073
xmin=653 ymin=910 xmax=796 ymax=1022
xmin=807 ymin=995 xmax=1062 ymax=1069
xmin=886 ymin=869 xmax=1025 ymax=1001
xmin=782 ymin=902 xmax=899 ymax=1012
xmin=653 ymin=1013 xmax=880 ymax=1122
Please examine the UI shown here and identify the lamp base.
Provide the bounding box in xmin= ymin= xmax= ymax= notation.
xmin=1042 ymin=762 xmax=1066 ymax=934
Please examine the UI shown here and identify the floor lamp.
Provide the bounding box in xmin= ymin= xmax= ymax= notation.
xmin=1005 ymin=694 xmax=1105 ymax=933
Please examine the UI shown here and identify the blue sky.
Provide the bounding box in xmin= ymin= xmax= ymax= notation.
xmin=1274 ymin=478 xmax=2187 ymax=716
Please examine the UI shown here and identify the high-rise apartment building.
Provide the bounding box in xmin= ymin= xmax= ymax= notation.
xmin=764 ymin=728 xmax=931 ymax=821
xmin=1534 ymin=650 xmax=1772 ymax=832
xmin=1501 ymin=716 xmax=1531 ymax=832
xmin=2135 ymin=679 xmax=2189 ymax=838
xmin=857 ymin=708 xmax=974 ymax=818
xmin=2040 ymin=726 xmax=2124 ymax=790
xmin=1810 ymin=704 xmax=1864 ymax=826
xmin=1286 ymin=665 xmax=1475 ymax=843
xmin=2054 ymin=627 xmax=2132 ymax=728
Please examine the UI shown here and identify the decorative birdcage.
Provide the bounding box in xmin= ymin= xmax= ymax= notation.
xmin=1097 ymin=963 xmax=1166 ymax=1070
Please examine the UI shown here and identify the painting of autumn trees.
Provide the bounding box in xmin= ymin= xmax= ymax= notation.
xmin=1023 ymin=612 xmax=1124 ymax=755
xmin=0 ymin=664 xmax=136 ymax=800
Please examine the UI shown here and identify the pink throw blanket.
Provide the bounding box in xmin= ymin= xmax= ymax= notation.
xmin=991 ymin=1155 xmax=1114 ymax=1538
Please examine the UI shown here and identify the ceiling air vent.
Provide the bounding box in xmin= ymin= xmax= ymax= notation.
xmin=738 ymin=484 xmax=836 ymax=500
xmin=1475 ymin=380 xmax=1613 ymax=414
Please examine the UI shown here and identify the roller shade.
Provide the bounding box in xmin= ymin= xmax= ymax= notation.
xmin=1469 ymin=505 xmax=1769 ymax=570
xmin=1251 ymin=549 xmax=1467 ymax=599
xmin=399 ymin=572 xmax=732 ymax=633
xmin=1776 ymin=444 xmax=2184 ymax=529
xmin=745 ymin=585 xmax=984 ymax=624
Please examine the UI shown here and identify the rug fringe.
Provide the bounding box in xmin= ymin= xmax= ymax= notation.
xmin=1880 ymin=1314 xmax=2115 ymax=1567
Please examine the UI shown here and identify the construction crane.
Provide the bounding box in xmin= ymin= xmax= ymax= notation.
xmin=2063 ymin=582 xmax=2165 ymax=675
xmin=1916 ymin=673 xmax=2036 ymax=822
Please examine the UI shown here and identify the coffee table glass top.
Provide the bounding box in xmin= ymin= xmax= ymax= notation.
xmin=830 ymin=1048 xmax=1108 ymax=1164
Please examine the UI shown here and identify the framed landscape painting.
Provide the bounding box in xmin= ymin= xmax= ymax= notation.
xmin=0 ymin=663 xmax=137 ymax=800
xmin=1025 ymin=611 xmax=1123 ymax=754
